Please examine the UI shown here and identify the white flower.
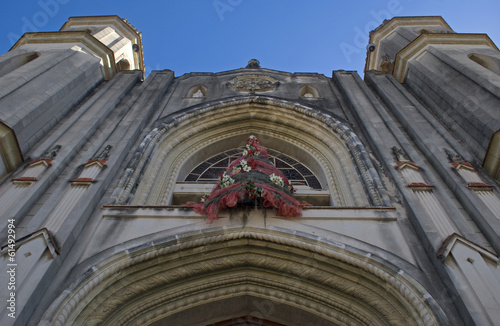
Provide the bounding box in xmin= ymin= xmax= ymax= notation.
xmin=242 ymin=149 xmax=248 ymax=156
xmin=233 ymin=167 xmax=241 ymax=173
xmin=270 ymin=173 xmax=284 ymax=188
xmin=237 ymin=159 xmax=251 ymax=172
xmin=220 ymin=173 xmax=235 ymax=188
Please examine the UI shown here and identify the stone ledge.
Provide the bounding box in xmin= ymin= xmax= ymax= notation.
xmin=101 ymin=206 xmax=397 ymax=221
xmin=468 ymin=182 xmax=494 ymax=191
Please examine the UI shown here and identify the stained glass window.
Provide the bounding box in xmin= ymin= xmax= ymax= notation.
xmin=185 ymin=148 xmax=322 ymax=189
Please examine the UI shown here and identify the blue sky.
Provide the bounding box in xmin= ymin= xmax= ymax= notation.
xmin=1 ymin=0 xmax=499 ymax=78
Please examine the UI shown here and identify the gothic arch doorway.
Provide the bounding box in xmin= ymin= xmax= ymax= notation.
xmin=41 ymin=228 xmax=448 ymax=326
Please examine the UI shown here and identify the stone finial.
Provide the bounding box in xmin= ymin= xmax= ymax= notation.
xmin=42 ymin=145 xmax=61 ymax=159
xmin=246 ymin=59 xmax=261 ymax=69
xmin=392 ymin=146 xmax=410 ymax=162
xmin=93 ymin=145 xmax=112 ymax=160
xmin=444 ymin=148 xmax=462 ymax=162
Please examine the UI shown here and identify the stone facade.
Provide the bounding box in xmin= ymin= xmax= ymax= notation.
xmin=0 ymin=15 xmax=499 ymax=326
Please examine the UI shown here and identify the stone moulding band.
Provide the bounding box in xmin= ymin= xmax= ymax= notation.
xmin=43 ymin=228 xmax=447 ymax=326
xmin=99 ymin=206 xmax=398 ymax=221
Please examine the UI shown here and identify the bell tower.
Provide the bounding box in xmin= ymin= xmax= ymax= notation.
xmin=0 ymin=16 xmax=145 ymax=182
xmin=59 ymin=16 xmax=145 ymax=76
xmin=366 ymin=16 xmax=500 ymax=182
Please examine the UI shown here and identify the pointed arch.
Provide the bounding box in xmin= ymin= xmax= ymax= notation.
xmin=0 ymin=51 xmax=40 ymax=78
xmin=116 ymin=58 xmax=131 ymax=71
xmin=468 ymin=53 xmax=500 ymax=76
xmin=187 ymin=84 xmax=207 ymax=98
xmin=109 ymin=96 xmax=389 ymax=207
xmin=40 ymin=227 xmax=448 ymax=326
xmin=300 ymin=85 xmax=319 ymax=98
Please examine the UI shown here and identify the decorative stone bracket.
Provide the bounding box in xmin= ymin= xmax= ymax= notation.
xmin=393 ymin=147 xmax=433 ymax=191
xmin=447 ymin=150 xmax=499 ymax=215
xmin=44 ymin=146 xmax=110 ymax=233
xmin=393 ymin=147 xmax=456 ymax=242
xmin=451 ymin=161 xmax=495 ymax=192
xmin=10 ymin=145 xmax=61 ymax=186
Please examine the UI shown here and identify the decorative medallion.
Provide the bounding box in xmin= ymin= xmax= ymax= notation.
xmin=227 ymin=74 xmax=279 ymax=92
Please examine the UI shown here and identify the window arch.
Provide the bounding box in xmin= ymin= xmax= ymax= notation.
xmin=300 ymin=85 xmax=319 ymax=99
xmin=116 ymin=58 xmax=131 ymax=71
xmin=0 ymin=122 xmax=23 ymax=182
xmin=0 ymin=52 xmax=40 ymax=78
xmin=109 ymin=97 xmax=389 ymax=208
xmin=184 ymin=147 xmax=322 ymax=188
xmin=186 ymin=84 xmax=207 ymax=98
xmin=468 ymin=53 xmax=500 ymax=76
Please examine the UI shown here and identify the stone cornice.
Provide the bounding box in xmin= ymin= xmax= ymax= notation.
xmin=370 ymin=16 xmax=451 ymax=43
xmin=393 ymin=33 xmax=499 ymax=83
xmin=366 ymin=16 xmax=452 ymax=72
xmin=100 ymin=206 xmax=397 ymax=220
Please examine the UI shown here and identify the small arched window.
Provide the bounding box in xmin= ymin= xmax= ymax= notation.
xmin=468 ymin=53 xmax=500 ymax=76
xmin=116 ymin=58 xmax=131 ymax=72
xmin=0 ymin=122 xmax=23 ymax=182
xmin=186 ymin=85 xmax=207 ymax=98
xmin=300 ymin=85 xmax=319 ymax=99
xmin=0 ymin=154 xmax=8 ymax=182
xmin=0 ymin=52 xmax=40 ymax=78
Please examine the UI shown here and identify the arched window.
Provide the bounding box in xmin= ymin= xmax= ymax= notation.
xmin=173 ymin=146 xmax=328 ymax=206
xmin=184 ymin=148 xmax=322 ymax=188
xmin=0 ymin=153 xmax=7 ymax=182
xmin=186 ymin=85 xmax=207 ymax=98
xmin=0 ymin=122 xmax=23 ymax=182
xmin=483 ymin=129 xmax=500 ymax=182
xmin=116 ymin=58 xmax=131 ymax=71
xmin=0 ymin=52 xmax=40 ymax=78
xmin=468 ymin=53 xmax=500 ymax=76
xmin=300 ymin=85 xmax=319 ymax=99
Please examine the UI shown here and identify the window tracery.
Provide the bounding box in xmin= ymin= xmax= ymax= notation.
xmin=185 ymin=148 xmax=322 ymax=189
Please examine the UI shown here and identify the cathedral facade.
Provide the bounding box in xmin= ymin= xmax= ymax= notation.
xmin=0 ymin=15 xmax=499 ymax=325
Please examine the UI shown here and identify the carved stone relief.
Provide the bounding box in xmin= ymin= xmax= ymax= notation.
xmin=227 ymin=75 xmax=279 ymax=92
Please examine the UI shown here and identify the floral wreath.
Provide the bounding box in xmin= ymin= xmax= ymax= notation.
xmin=188 ymin=136 xmax=310 ymax=223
